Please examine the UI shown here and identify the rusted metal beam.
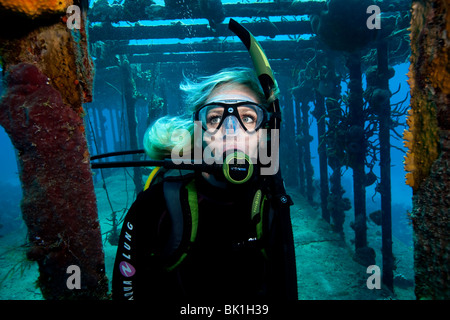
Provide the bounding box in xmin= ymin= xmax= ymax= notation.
xmin=88 ymin=1 xmax=411 ymax=23
xmin=89 ymin=20 xmax=313 ymax=42
xmin=88 ymin=2 xmax=327 ymax=23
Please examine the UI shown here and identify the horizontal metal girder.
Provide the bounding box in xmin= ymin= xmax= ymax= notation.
xmin=87 ymin=1 xmax=411 ymax=24
xmin=93 ymin=39 xmax=312 ymax=55
xmin=89 ymin=19 xmax=313 ymax=42
xmin=88 ymin=2 xmax=327 ymax=23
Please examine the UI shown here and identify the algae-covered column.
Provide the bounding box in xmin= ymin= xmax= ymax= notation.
xmin=120 ymin=55 xmax=143 ymax=194
xmin=405 ymin=0 xmax=449 ymax=299
xmin=326 ymin=96 xmax=348 ymax=233
xmin=311 ymin=0 xmax=376 ymax=252
xmin=376 ymin=41 xmax=394 ymax=293
xmin=301 ymin=99 xmax=314 ymax=203
xmin=294 ymin=95 xmax=305 ymax=195
xmin=0 ymin=1 xmax=109 ymax=299
xmin=346 ymin=54 xmax=369 ymax=255
xmin=313 ymin=91 xmax=330 ymax=223
xmin=324 ymin=67 xmax=348 ymax=233
xmin=280 ymin=77 xmax=299 ymax=187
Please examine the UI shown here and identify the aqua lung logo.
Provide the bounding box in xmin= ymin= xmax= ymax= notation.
xmin=119 ymin=261 xmax=136 ymax=277
xmin=120 ymin=222 xmax=135 ymax=299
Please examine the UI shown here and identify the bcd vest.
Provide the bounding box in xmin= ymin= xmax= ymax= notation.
xmin=144 ymin=167 xmax=274 ymax=271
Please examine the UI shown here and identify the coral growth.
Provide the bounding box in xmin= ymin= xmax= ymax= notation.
xmin=406 ymin=0 xmax=449 ymax=299
xmin=403 ymin=107 xmax=439 ymax=190
xmin=0 ymin=0 xmax=72 ymax=19
xmin=403 ymin=0 xmax=443 ymax=192
xmin=0 ymin=4 xmax=104 ymax=298
xmin=0 ymin=22 xmax=93 ymax=114
xmin=0 ymin=63 xmax=108 ymax=299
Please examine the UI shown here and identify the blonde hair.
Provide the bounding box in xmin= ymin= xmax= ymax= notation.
xmin=143 ymin=67 xmax=278 ymax=160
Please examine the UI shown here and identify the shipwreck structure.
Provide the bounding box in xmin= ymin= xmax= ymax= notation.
xmin=0 ymin=0 xmax=447 ymax=299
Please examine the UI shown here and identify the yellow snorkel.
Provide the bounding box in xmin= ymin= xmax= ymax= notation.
xmin=228 ymin=18 xmax=281 ymax=132
xmin=228 ymin=20 xmax=297 ymax=300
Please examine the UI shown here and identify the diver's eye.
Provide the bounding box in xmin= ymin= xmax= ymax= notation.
xmin=207 ymin=115 xmax=222 ymax=126
xmin=239 ymin=106 xmax=258 ymax=129
xmin=241 ymin=115 xmax=255 ymax=124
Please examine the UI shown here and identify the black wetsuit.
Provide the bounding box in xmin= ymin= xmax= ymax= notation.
xmin=112 ymin=172 xmax=297 ymax=300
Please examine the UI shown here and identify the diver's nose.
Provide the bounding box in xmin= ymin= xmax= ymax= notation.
xmin=223 ymin=115 xmax=242 ymax=136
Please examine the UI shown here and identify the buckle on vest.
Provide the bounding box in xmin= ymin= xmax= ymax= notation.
xmin=275 ymin=194 xmax=293 ymax=208
xmin=232 ymin=237 xmax=260 ymax=251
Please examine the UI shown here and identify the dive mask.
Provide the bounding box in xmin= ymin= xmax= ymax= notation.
xmin=194 ymin=101 xmax=268 ymax=134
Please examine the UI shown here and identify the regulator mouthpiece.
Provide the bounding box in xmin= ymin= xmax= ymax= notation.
xmin=222 ymin=150 xmax=254 ymax=184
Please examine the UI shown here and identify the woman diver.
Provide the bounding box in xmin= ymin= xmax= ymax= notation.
xmin=111 ymin=67 xmax=297 ymax=300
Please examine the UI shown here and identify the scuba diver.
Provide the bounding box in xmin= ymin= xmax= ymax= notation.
xmin=108 ymin=20 xmax=297 ymax=300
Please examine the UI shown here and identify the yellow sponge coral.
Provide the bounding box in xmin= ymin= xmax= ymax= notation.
xmin=0 ymin=0 xmax=72 ymax=18
xmin=403 ymin=90 xmax=439 ymax=191
xmin=403 ymin=0 xmax=443 ymax=192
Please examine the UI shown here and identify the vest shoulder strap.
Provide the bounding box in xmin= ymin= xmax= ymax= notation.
xmin=144 ymin=167 xmax=198 ymax=271
xmin=162 ymin=179 xmax=198 ymax=271
xmin=144 ymin=167 xmax=195 ymax=190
